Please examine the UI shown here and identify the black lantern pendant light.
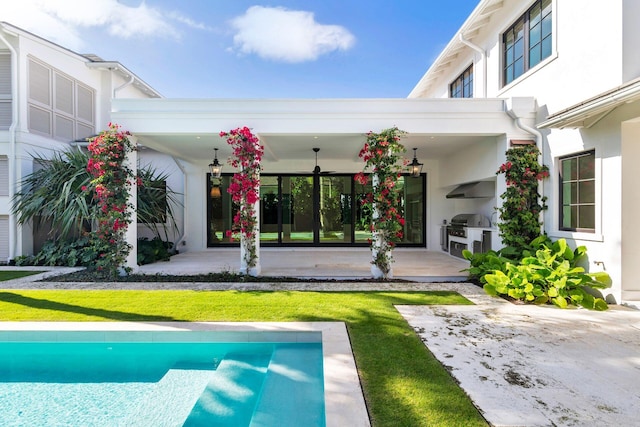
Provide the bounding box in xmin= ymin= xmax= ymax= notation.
xmin=409 ymin=148 xmax=423 ymax=178
xmin=209 ymin=148 xmax=223 ymax=178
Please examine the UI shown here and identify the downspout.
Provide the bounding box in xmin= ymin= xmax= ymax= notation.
xmin=113 ymin=74 xmax=134 ymax=98
xmin=459 ymin=33 xmax=486 ymax=98
xmin=0 ymin=25 xmax=19 ymax=262
xmin=512 ymin=117 xmax=545 ymax=232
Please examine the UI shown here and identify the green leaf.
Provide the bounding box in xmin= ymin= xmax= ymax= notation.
xmin=534 ymin=296 xmax=549 ymax=305
xmin=462 ymin=249 xmax=473 ymax=260
xmin=590 ymin=272 xmax=612 ymax=287
xmin=594 ymin=299 xmax=609 ymax=311
xmin=524 ymin=283 xmax=534 ymax=293
xmin=552 ymin=296 xmax=568 ymax=309
xmin=483 ymin=284 xmax=498 ymax=296
xmin=548 ymin=287 xmax=558 ymax=298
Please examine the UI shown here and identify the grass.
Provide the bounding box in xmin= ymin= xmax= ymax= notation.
xmin=0 ymin=271 xmax=44 ymax=281
xmin=0 ymin=290 xmax=487 ymax=427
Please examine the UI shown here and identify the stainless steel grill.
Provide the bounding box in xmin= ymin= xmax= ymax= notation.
xmin=446 ymin=214 xmax=491 ymax=258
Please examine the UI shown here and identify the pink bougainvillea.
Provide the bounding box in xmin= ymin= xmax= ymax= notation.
xmin=357 ymin=126 xmax=408 ymax=277
xmin=219 ymin=126 xmax=264 ymax=270
xmin=86 ymin=122 xmax=134 ymax=277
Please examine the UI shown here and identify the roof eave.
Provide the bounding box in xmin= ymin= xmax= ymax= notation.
xmin=538 ymin=78 xmax=640 ymax=129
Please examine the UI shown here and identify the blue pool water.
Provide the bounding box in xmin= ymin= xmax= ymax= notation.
xmin=0 ymin=332 xmax=325 ymax=426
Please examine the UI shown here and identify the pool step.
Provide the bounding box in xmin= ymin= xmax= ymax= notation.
xmin=250 ymin=344 xmax=325 ymax=426
xmin=124 ymin=364 xmax=217 ymax=427
xmin=183 ymin=351 xmax=273 ymax=426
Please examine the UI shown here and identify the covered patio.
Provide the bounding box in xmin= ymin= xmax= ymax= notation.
xmin=136 ymin=248 xmax=469 ymax=282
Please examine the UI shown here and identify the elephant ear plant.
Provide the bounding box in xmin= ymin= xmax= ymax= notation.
xmin=464 ymin=236 xmax=611 ymax=310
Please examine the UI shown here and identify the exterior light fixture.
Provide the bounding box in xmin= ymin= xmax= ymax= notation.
xmin=210 ymin=185 xmax=221 ymax=198
xmin=209 ymin=148 xmax=223 ymax=178
xmin=409 ymin=148 xmax=423 ymax=178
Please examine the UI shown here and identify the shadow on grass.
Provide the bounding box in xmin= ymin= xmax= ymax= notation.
xmin=0 ymin=292 xmax=183 ymax=322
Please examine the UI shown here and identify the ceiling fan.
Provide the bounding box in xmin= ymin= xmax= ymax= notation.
xmin=312 ymin=147 xmax=335 ymax=175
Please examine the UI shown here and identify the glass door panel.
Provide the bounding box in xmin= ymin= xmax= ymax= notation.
xmin=260 ymin=176 xmax=279 ymax=243
xmin=319 ymin=175 xmax=353 ymax=244
xmin=402 ymin=176 xmax=425 ymax=244
xmin=354 ymin=179 xmax=373 ymax=244
xmin=281 ymin=176 xmax=314 ymax=243
xmin=207 ymin=175 xmax=235 ymax=245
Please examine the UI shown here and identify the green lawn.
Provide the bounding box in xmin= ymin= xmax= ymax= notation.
xmin=0 ymin=290 xmax=487 ymax=427
xmin=0 ymin=271 xmax=44 ymax=281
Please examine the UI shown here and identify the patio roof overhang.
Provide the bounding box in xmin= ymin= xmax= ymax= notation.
xmin=111 ymin=97 xmax=527 ymax=172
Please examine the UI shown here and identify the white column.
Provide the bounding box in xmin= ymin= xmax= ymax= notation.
xmin=124 ymin=136 xmax=138 ymax=273
xmin=240 ymin=171 xmax=261 ymax=276
xmin=370 ymin=174 xmax=392 ymax=279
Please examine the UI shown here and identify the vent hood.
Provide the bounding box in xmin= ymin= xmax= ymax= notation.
xmin=446 ymin=181 xmax=495 ymax=199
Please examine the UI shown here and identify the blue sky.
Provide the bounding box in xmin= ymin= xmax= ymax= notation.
xmin=5 ymin=0 xmax=480 ymax=98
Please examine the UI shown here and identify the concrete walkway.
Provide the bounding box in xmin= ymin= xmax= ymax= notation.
xmin=398 ymin=283 xmax=640 ymax=427
xmin=2 ymin=265 xmax=639 ymax=426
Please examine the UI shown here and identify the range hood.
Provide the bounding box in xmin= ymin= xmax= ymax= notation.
xmin=446 ymin=181 xmax=495 ymax=199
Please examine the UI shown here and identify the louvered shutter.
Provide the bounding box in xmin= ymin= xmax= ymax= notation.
xmin=76 ymin=84 xmax=93 ymax=123
xmin=28 ymin=59 xmax=50 ymax=106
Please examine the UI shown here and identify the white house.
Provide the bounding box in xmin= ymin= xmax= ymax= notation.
xmin=0 ymin=22 xmax=184 ymax=261
xmin=2 ymin=0 xmax=639 ymax=305
xmin=408 ymin=0 xmax=640 ymax=305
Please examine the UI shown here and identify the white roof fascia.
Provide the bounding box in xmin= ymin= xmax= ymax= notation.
xmin=0 ymin=21 xmax=162 ymax=99
xmin=538 ymin=78 xmax=640 ymax=129
xmin=408 ymin=0 xmax=501 ymax=98
xmin=85 ymin=61 xmax=162 ymax=98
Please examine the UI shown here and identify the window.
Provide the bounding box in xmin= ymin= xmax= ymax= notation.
xmin=27 ymin=57 xmax=95 ymax=141
xmin=450 ymin=65 xmax=473 ymax=98
xmin=503 ymin=0 xmax=552 ymax=86
xmin=559 ymin=151 xmax=595 ymax=232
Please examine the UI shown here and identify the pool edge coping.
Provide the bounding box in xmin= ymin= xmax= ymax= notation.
xmin=0 ymin=321 xmax=370 ymax=427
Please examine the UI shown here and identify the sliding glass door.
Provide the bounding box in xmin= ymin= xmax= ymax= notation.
xmin=207 ymin=173 xmax=425 ymax=247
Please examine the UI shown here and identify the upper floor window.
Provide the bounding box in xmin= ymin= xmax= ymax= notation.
xmin=450 ymin=65 xmax=473 ymax=98
xmin=503 ymin=0 xmax=552 ymax=86
xmin=27 ymin=57 xmax=95 ymax=141
xmin=559 ymin=150 xmax=595 ymax=232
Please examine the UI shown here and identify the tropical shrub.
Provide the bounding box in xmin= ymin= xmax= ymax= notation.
xmin=496 ymin=144 xmax=549 ymax=253
xmin=14 ymin=236 xmax=100 ymax=267
xmin=464 ymin=236 xmax=611 ymax=310
xmin=137 ymin=237 xmax=173 ymax=265
xmin=13 ymin=149 xmax=180 ymax=250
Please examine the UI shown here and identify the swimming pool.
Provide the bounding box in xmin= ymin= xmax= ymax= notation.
xmin=0 ymin=322 xmax=369 ymax=427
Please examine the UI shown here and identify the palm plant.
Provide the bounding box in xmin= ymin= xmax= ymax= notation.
xmin=12 ymin=148 xmax=181 ymax=243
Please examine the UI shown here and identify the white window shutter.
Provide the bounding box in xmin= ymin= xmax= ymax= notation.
xmin=0 ymin=157 xmax=8 ymax=196
xmin=55 ymin=72 xmax=74 ymax=115
xmin=28 ymin=59 xmax=51 ymax=106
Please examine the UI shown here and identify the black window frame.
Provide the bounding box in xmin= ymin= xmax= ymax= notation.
xmin=502 ymin=0 xmax=552 ymax=87
xmin=449 ymin=64 xmax=473 ymax=98
xmin=559 ymin=150 xmax=596 ymax=233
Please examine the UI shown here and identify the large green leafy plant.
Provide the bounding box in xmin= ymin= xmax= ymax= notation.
xmin=464 ymin=236 xmax=610 ymax=310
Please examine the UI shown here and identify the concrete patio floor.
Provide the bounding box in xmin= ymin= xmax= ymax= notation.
xmin=136 ymin=247 xmax=470 ymax=281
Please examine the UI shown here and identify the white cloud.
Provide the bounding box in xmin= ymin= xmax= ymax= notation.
xmin=230 ymin=6 xmax=355 ymax=63
xmin=2 ymin=0 xmax=208 ymax=51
